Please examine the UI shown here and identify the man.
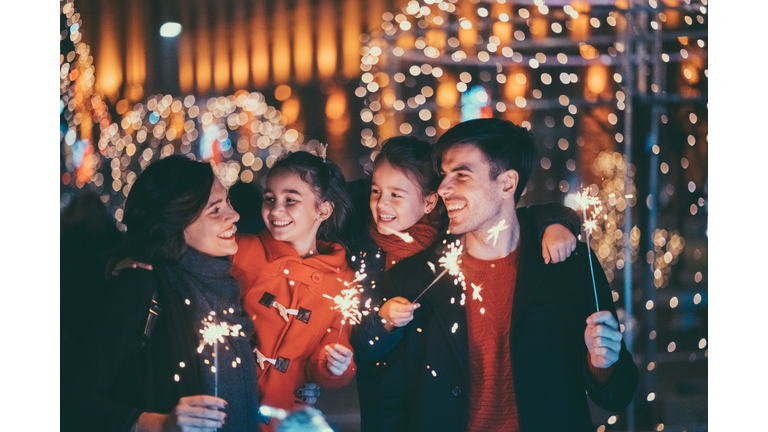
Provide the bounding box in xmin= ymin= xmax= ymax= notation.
xmin=372 ymin=118 xmax=638 ymax=431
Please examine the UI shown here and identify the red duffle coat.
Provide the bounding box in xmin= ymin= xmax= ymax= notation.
xmin=232 ymin=230 xmax=357 ymax=430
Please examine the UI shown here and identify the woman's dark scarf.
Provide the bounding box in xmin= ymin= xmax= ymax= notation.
xmin=158 ymin=248 xmax=259 ymax=431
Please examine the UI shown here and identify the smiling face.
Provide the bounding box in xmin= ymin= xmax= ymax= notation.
xmin=262 ymin=170 xmax=331 ymax=255
xmin=183 ymin=178 xmax=240 ymax=257
xmin=438 ymin=144 xmax=512 ymax=235
xmin=370 ymin=160 xmax=436 ymax=235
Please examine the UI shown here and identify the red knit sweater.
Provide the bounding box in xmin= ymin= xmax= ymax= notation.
xmin=461 ymin=249 xmax=521 ymax=432
xmin=461 ymin=248 xmax=616 ymax=432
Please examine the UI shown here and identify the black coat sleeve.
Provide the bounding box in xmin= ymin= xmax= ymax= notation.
xmin=351 ymin=309 xmax=404 ymax=362
xmin=579 ymin=246 xmax=639 ymax=411
xmin=60 ymin=269 xmax=156 ymax=432
xmin=518 ymin=202 xmax=581 ymax=242
xmin=357 ymin=267 xmax=412 ymax=431
xmin=366 ymin=339 xmax=409 ymax=432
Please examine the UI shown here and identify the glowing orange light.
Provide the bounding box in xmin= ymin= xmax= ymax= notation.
xmin=326 ymin=91 xmax=347 ymax=120
xmin=293 ymin=0 xmax=313 ymax=83
xmin=437 ymin=80 xmax=459 ymax=108
xmin=317 ymin=0 xmax=338 ymax=79
xmin=586 ymin=64 xmax=608 ymax=97
xmin=275 ymin=85 xmax=292 ymax=102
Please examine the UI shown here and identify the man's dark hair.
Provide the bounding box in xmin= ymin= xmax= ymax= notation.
xmin=432 ymin=118 xmax=538 ymax=202
xmin=122 ymin=155 xmax=215 ymax=266
xmin=268 ymin=151 xmax=353 ymax=249
xmin=373 ymin=135 xmax=441 ymax=197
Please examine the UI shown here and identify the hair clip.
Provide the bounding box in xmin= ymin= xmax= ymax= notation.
xmin=316 ymin=143 xmax=328 ymax=162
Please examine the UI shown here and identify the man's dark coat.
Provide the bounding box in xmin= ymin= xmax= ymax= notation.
xmin=368 ymin=208 xmax=639 ymax=431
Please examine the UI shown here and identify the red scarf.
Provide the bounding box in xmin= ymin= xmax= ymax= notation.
xmin=368 ymin=210 xmax=441 ymax=271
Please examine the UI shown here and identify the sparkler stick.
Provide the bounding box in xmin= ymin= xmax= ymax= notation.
xmin=413 ymin=241 xmax=465 ymax=303
xmin=380 ymin=224 xmax=414 ymax=243
xmin=574 ymin=188 xmax=603 ymax=311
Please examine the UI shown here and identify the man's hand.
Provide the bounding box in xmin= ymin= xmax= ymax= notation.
xmin=295 ymin=383 xmax=321 ymax=405
xmin=379 ymin=297 xmax=419 ymax=332
xmin=584 ymin=311 xmax=623 ymax=368
xmin=324 ymin=344 xmax=353 ymax=376
xmin=542 ymin=224 xmax=577 ymax=264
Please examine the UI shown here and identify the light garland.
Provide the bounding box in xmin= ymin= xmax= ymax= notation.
xmin=60 ymin=1 xmax=324 ymax=232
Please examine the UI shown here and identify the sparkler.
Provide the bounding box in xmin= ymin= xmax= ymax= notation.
xmin=413 ymin=240 xmax=465 ymax=303
xmin=197 ymin=312 xmax=243 ymax=397
xmin=486 ymin=219 xmax=509 ymax=247
xmin=574 ymin=187 xmax=603 ymax=311
xmin=324 ymin=287 xmax=363 ymax=339
xmin=380 ymin=224 xmax=414 ymax=243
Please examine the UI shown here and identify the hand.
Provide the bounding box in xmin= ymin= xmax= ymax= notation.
xmin=295 ymin=382 xmax=321 ymax=405
xmin=324 ymin=344 xmax=353 ymax=376
xmin=584 ymin=311 xmax=623 ymax=368
xmin=112 ymin=258 xmax=153 ymax=276
xmin=379 ymin=297 xmax=420 ymax=331
xmin=135 ymin=395 xmax=226 ymax=432
xmin=542 ymin=224 xmax=577 ymax=264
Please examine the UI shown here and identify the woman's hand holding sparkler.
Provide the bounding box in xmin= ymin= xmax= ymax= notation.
xmin=134 ymin=395 xmax=227 ymax=432
xmin=378 ymin=296 xmax=420 ymax=332
xmin=324 ymin=344 xmax=353 ymax=376
xmin=584 ymin=311 xmax=623 ymax=369
xmin=541 ymin=224 xmax=577 ymax=264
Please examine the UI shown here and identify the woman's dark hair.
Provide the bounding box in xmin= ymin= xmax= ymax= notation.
xmin=268 ymin=151 xmax=352 ymax=248
xmin=122 ymin=155 xmax=215 ymax=266
xmin=372 ymin=136 xmax=441 ymax=197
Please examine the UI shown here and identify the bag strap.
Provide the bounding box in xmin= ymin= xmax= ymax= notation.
xmin=140 ymin=282 xmax=162 ymax=349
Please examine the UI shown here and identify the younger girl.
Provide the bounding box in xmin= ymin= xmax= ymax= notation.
xmin=231 ymin=151 xmax=357 ymax=431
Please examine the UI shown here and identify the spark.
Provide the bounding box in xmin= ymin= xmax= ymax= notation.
xmin=574 ymin=186 xmax=602 ymax=311
xmin=471 ymin=283 xmax=483 ymax=301
xmin=380 ymin=224 xmax=414 ymax=243
xmin=439 ymin=241 xmax=464 ymax=281
xmin=486 ymin=219 xmax=509 ymax=246
xmin=413 ymin=241 xmax=465 ymax=303
xmin=197 ymin=318 xmax=243 ymax=354
xmin=343 ymin=271 xmax=368 ymax=288
xmin=197 ymin=312 xmax=243 ymax=398
xmin=323 ymin=288 xmax=362 ymax=326
xmin=584 ymin=219 xmax=598 ymax=233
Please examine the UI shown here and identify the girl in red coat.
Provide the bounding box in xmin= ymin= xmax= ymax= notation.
xmin=230 ymin=151 xmax=357 ymax=431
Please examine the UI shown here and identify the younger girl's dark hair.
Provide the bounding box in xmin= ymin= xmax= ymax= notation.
xmin=122 ymin=155 xmax=215 ymax=266
xmin=268 ymin=151 xmax=353 ymax=248
xmin=372 ymin=136 xmax=441 ymax=197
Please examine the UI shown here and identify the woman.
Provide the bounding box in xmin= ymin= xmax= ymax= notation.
xmin=61 ymin=155 xmax=260 ymax=432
